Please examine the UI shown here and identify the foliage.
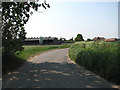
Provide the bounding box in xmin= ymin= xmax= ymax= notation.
xmin=63 ymin=37 xmax=75 ymax=43
xmin=75 ymin=34 xmax=84 ymax=41
xmin=87 ymin=38 xmax=92 ymax=41
xmin=2 ymin=1 xmax=50 ymax=56
xmin=60 ymin=38 xmax=66 ymax=41
xmin=64 ymin=40 xmax=75 ymax=43
xmin=69 ymin=41 xmax=120 ymax=85
xmin=69 ymin=37 xmax=73 ymax=41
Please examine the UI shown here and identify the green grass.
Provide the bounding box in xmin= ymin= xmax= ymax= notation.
xmin=69 ymin=41 xmax=120 ymax=85
xmin=17 ymin=44 xmax=71 ymax=60
xmin=3 ymin=43 xmax=71 ymax=74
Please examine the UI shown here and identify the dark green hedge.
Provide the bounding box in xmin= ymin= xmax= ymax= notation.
xmin=69 ymin=41 xmax=120 ymax=85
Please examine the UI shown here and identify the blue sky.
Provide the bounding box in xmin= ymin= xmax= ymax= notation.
xmin=25 ymin=1 xmax=118 ymax=40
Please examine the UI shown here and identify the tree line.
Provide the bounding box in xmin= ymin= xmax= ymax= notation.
xmin=1 ymin=0 xmax=89 ymax=58
xmin=64 ymin=34 xmax=92 ymax=42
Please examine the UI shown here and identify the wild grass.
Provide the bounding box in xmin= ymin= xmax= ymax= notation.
xmin=69 ymin=41 xmax=120 ymax=85
xmin=3 ymin=43 xmax=71 ymax=74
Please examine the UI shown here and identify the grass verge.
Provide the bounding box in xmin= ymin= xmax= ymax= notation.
xmin=69 ymin=41 xmax=120 ymax=85
xmin=3 ymin=43 xmax=71 ymax=74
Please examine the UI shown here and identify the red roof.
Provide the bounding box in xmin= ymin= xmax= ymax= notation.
xmin=104 ymin=38 xmax=117 ymax=42
xmin=93 ymin=37 xmax=105 ymax=41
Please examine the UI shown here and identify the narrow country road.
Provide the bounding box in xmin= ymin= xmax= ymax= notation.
xmin=3 ymin=48 xmax=114 ymax=88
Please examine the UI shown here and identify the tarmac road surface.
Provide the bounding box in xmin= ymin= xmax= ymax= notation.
xmin=2 ymin=48 xmax=114 ymax=88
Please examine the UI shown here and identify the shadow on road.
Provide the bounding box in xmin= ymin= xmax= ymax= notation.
xmin=2 ymin=62 xmax=113 ymax=88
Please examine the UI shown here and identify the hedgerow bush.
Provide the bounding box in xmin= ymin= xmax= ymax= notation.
xmin=69 ymin=41 xmax=120 ymax=85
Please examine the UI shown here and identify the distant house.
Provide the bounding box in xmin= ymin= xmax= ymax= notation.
xmin=104 ymin=38 xmax=118 ymax=42
xmin=93 ymin=37 xmax=105 ymax=41
xmin=24 ymin=37 xmax=63 ymax=45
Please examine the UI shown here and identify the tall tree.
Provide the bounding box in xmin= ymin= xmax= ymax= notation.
xmin=1 ymin=1 xmax=50 ymax=56
xmin=87 ymin=38 xmax=92 ymax=41
xmin=69 ymin=37 xmax=73 ymax=41
xmin=75 ymin=34 xmax=84 ymax=41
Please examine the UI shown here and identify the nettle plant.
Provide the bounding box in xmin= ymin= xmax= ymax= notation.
xmin=2 ymin=0 xmax=50 ymax=56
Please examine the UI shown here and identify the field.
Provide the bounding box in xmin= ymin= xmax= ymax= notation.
xmin=3 ymin=44 xmax=71 ymax=74
xmin=69 ymin=41 xmax=120 ymax=85
xmin=17 ymin=44 xmax=71 ymax=60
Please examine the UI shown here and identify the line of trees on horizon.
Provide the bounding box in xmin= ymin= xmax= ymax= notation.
xmin=63 ymin=34 xmax=84 ymax=43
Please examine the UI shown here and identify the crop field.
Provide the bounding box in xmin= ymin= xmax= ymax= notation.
xmin=69 ymin=41 xmax=120 ymax=85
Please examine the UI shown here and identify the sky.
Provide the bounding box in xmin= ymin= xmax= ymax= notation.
xmin=24 ymin=0 xmax=118 ymax=40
